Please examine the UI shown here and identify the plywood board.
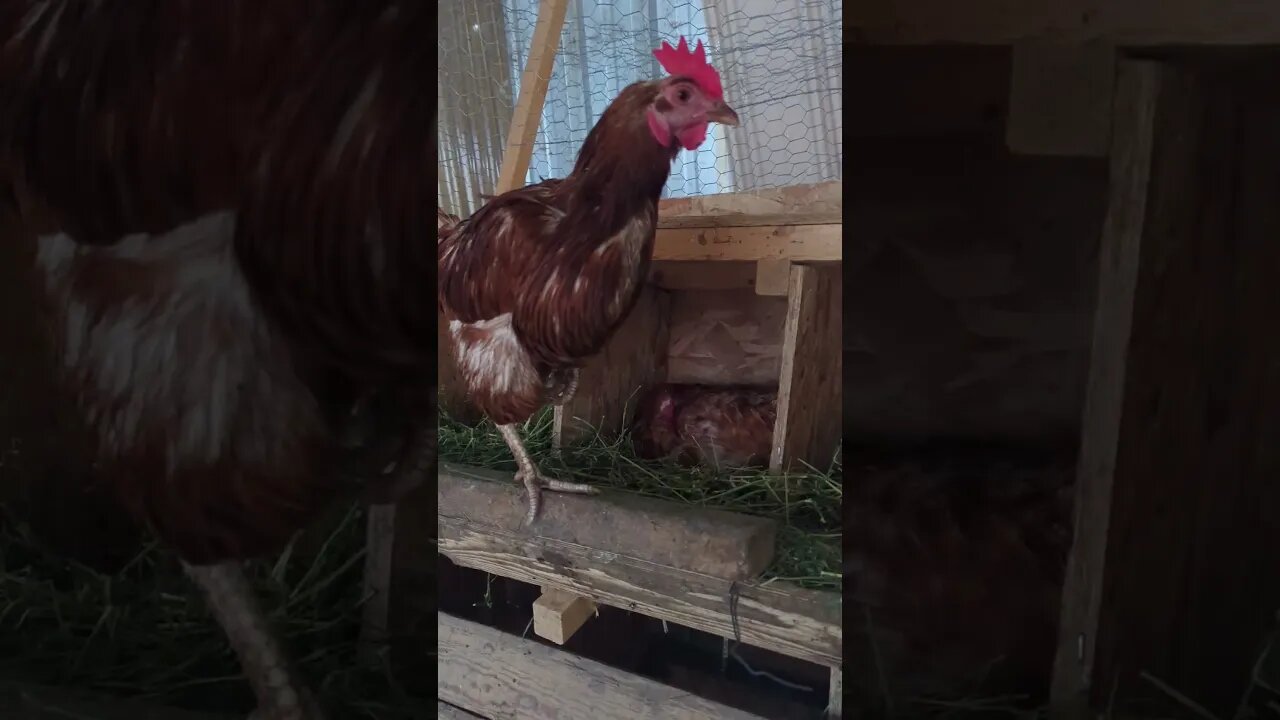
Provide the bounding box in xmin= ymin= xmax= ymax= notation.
xmin=666 ymin=290 xmax=786 ymax=386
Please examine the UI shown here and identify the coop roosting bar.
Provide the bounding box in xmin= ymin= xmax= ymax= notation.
xmin=423 ymin=0 xmax=842 ymax=717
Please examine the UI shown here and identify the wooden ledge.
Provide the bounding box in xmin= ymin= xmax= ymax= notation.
xmin=657 ymin=181 xmax=842 ymax=228
xmin=438 ymin=464 xmax=841 ymax=667
xmin=439 ymin=612 xmax=769 ymax=719
xmin=438 ymin=462 xmax=777 ymax=581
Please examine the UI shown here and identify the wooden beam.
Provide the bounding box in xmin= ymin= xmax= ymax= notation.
xmin=851 ymin=0 xmax=1280 ymax=46
xmin=1006 ymin=43 xmax=1116 ymax=157
xmin=438 ymin=483 xmax=841 ymax=667
xmin=1051 ymin=59 xmax=1280 ymax=718
xmin=654 ymin=224 xmax=842 ymax=262
xmin=554 ymin=285 xmax=669 ymax=446
xmin=657 ymin=181 xmax=842 ymax=228
xmin=771 ymin=264 xmax=842 ymax=473
xmin=439 ymin=612 xmax=769 ymax=719
xmin=438 ymin=463 xmax=777 ymax=581
xmin=754 ymin=259 xmax=793 ymax=296
xmin=357 ymin=502 xmax=396 ymax=666
xmin=495 ymin=0 xmax=569 ymax=194
xmin=827 ymin=667 xmax=843 ymax=719
xmin=532 ymin=587 xmax=597 ymax=645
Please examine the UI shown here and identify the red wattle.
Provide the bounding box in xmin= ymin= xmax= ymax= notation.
xmin=676 ymin=122 xmax=709 ymax=151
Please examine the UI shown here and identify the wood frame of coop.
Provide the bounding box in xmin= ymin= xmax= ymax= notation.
xmin=853 ymin=5 xmax=1280 ymax=718
xmin=423 ymin=0 xmax=844 ymax=717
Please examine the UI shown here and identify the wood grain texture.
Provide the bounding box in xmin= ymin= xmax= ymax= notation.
xmin=554 ymin=285 xmax=669 ymax=445
xmin=649 ymin=261 xmax=758 ymax=290
xmin=438 ymin=702 xmax=485 ymax=720
xmin=439 ymin=612 xmax=768 ymax=719
xmin=654 ymin=224 xmax=842 ymax=261
xmin=1051 ymin=58 xmax=1280 ymax=718
xmin=437 ymin=482 xmax=842 ymax=666
xmin=532 ymin=587 xmax=597 ymax=644
xmin=657 ymin=181 xmax=842 ymax=228
xmin=438 ymin=463 xmax=777 ymax=580
xmin=1006 ymin=43 xmax=1116 ymax=158
xmin=772 ymin=264 xmax=842 ymax=472
xmin=851 ymin=0 xmax=1280 ymax=45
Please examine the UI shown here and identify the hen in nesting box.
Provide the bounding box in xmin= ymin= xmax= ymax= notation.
xmin=631 ymin=383 xmax=777 ymax=470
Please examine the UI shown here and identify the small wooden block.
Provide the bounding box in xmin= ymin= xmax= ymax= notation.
xmin=532 ymin=588 xmax=597 ymax=645
xmin=1006 ymin=42 xmax=1116 ymax=157
xmin=755 ymin=259 xmax=793 ymax=296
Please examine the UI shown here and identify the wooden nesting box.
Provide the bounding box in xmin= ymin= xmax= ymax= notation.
xmin=552 ymin=181 xmax=843 ymax=473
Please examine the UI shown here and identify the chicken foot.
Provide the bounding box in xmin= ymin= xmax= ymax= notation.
xmin=497 ymin=422 xmax=596 ymax=524
xmin=183 ymin=562 xmax=325 ymax=720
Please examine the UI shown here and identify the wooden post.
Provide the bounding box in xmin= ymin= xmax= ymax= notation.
xmin=439 ymin=0 xmax=571 ymax=421
xmin=771 ymin=264 xmax=843 ymax=472
xmin=1050 ymin=58 xmax=1280 ymax=717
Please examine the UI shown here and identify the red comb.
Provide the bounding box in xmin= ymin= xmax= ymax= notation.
xmin=653 ymin=36 xmax=723 ymax=100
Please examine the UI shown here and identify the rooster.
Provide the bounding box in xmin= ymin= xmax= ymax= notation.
xmin=439 ymin=37 xmax=740 ymax=523
xmin=2 ymin=3 xmax=432 ymax=719
xmin=631 ymin=383 xmax=777 ymax=469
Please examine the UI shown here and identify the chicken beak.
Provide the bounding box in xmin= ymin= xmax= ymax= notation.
xmin=707 ymin=101 xmax=740 ymax=127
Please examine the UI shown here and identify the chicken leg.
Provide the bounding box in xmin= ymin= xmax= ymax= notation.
xmin=183 ymin=562 xmax=325 ymax=720
xmin=497 ymin=422 xmax=596 ymax=524
xmin=544 ymin=367 xmax=579 ymax=407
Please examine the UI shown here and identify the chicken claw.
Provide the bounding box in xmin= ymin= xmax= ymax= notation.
xmin=516 ymin=468 xmax=598 ymax=524
xmin=497 ymin=422 xmax=597 ymax=524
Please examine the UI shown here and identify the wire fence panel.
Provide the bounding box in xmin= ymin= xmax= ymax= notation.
xmin=438 ymin=0 xmax=842 ymax=216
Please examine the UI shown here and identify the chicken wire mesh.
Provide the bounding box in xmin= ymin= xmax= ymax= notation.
xmin=438 ymin=0 xmax=843 ymax=216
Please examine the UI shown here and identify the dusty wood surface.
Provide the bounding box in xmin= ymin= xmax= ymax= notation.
xmin=532 ymin=587 xmax=597 ymax=644
xmin=827 ymin=667 xmax=843 ymax=719
xmin=772 ymin=265 xmax=842 ymax=472
xmin=1051 ymin=58 xmax=1280 ymax=718
xmin=1006 ymin=43 xmax=1116 ymax=158
xmin=554 ymin=285 xmax=668 ymax=445
xmin=438 ymin=482 xmax=841 ymax=666
xmin=439 ymin=612 xmax=768 ymax=720
xmin=495 ymin=0 xmax=568 ymax=193
xmin=851 ymin=0 xmax=1280 ymax=45
xmin=666 ymin=290 xmax=786 ymax=386
xmin=654 ymin=224 xmax=841 ymax=262
xmin=438 ymin=462 xmax=776 ymax=581
xmin=439 ymin=701 xmax=486 ymax=719
xmin=0 ymin=682 xmax=235 ymax=720
xmin=657 ymin=181 xmax=841 ymax=228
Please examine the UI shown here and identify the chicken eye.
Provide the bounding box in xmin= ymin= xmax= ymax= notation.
xmin=676 ymin=88 xmax=690 ymax=102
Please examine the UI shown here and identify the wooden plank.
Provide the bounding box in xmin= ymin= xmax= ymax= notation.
xmin=438 ymin=462 xmax=777 ymax=580
xmin=554 ymin=285 xmax=668 ymax=445
xmin=437 ymin=498 xmax=842 ymax=667
xmin=494 ymin=0 xmax=569 ymax=194
xmin=438 ymin=702 xmax=486 ymax=720
xmin=532 ymin=587 xmax=597 ymax=644
xmin=771 ymin=264 xmax=842 ymax=473
xmin=827 ymin=667 xmax=843 ymax=719
xmin=439 ymin=612 xmax=769 ymax=719
xmin=754 ymin=259 xmax=793 ymax=296
xmin=851 ymin=0 xmax=1280 ymax=46
xmin=357 ymin=502 xmax=396 ymax=665
xmin=654 ymin=224 xmax=842 ymax=262
xmin=1051 ymin=59 xmax=1280 ymax=718
xmin=1006 ymin=43 xmax=1116 ymax=157
xmin=657 ymin=182 xmax=842 ymax=228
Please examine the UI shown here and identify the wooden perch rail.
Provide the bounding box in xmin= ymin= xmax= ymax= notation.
xmin=438 ymin=463 xmax=777 ymax=580
xmin=439 ymin=613 xmax=769 ymax=719
xmin=437 ymin=464 xmax=842 ymax=667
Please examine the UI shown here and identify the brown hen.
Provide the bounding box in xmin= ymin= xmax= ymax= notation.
xmin=631 ymin=383 xmax=777 ymax=470
xmin=438 ymin=37 xmax=740 ymax=523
